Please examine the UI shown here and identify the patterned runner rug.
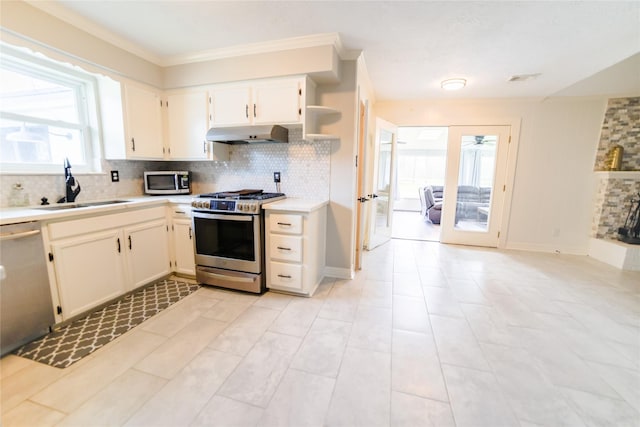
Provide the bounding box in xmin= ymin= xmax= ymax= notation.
xmin=15 ymin=278 xmax=200 ymax=368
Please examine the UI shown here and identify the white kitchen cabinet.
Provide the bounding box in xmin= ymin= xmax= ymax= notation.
xmin=252 ymin=78 xmax=303 ymax=125
xmin=209 ymin=76 xmax=305 ymax=128
xmin=264 ymin=201 xmax=327 ymax=296
xmin=124 ymin=219 xmax=171 ymax=290
xmin=171 ymin=205 xmax=195 ymax=277
xmin=50 ymin=229 xmax=126 ymax=319
xmin=45 ymin=206 xmax=170 ymax=321
xmin=166 ymin=90 xmax=229 ymax=161
xmin=122 ymin=82 xmax=164 ymax=159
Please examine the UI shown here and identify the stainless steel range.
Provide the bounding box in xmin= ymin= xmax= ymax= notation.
xmin=191 ymin=190 xmax=285 ymax=293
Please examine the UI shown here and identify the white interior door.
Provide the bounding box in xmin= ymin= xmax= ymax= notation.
xmin=366 ymin=118 xmax=397 ymax=250
xmin=440 ymin=125 xmax=511 ymax=247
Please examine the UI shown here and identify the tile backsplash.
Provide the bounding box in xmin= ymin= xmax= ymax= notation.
xmin=0 ymin=138 xmax=331 ymax=208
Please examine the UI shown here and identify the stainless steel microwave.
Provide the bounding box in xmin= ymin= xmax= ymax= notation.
xmin=144 ymin=171 xmax=191 ymax=195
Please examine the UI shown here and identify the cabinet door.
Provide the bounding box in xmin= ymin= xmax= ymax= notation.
xmin=166 ymin=91 xmax=209 ymax=160
xmin=209 ymin=84 xmax=252 ymax=127
xmin=173 ymin=218 xmax=196 ymax=276
xmin=124 ymin=219 xmax=171 ymax=290
xmin=252 ymin=78 xmax=302 ymax=125
xmin=51 ymin=229 xmax=126 ymax=320
xmin=123 ymin=83 xmax=164 ymax=159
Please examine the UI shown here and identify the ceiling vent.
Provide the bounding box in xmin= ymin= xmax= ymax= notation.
xmin=508 ymin=73 xmax=541 ymax=82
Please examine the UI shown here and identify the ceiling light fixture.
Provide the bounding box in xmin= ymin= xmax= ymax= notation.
xmin=441 ymin=78 xmax=466 ymax=91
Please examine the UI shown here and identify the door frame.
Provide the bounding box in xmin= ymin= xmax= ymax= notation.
xmin=440 ymin=125 xmax=511 ymax=247
xmin=354 ymin=99 xmax=369 ymax=270
xmin=444 ymin=117 xmax=521 ymax=248
xmin=366 ymin=117 xmax=398 ymax=250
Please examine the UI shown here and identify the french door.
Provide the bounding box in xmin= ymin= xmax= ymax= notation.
xmin=366 ymin=118 xmax=397 ymax=250
xmin=440 ymin=125 xmax=511 ymax=247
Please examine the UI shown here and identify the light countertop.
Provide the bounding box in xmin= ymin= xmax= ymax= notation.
xmin=262 ymin=198 xmax=329 ymax=213
xmin=0 ymin=195 xmax=194 ymax=226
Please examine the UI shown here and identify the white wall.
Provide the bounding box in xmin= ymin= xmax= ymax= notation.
xmin=316 ymin=61 xmax=358 ymax=275
xmin=375 ymin=97 xmax=608 ymax=254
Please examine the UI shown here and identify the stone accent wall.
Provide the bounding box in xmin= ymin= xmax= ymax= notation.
xmin=592 ymin=175 xmax=640 ymax=239
xmin=591 ymin=96 xmax=640 ymax=241
xmin=594 ymin=97 xmax=640 ymax=171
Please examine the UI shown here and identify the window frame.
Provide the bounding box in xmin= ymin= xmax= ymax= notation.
xmin=0 ymin=45 xmax=102 ymax=174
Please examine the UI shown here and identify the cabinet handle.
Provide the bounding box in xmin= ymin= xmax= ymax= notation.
xmin=131 ymin=138 xmax=135 ymax=151
xmin=203 ymin=141 xmax=207 ymax=154
xmin=188 ymin=227 xmax=192 ymax=240
xmin=128 ymin=235 xmax=132 ymax=250
xmin=277 ymin=274 xmax=292 ymax=279
xmin=245 ymin=104 xmax=249 ymax=118
xmin=253 ymin=103 xmax=256 ymax=118
xmin=117 ymin=238 xmax=121 ymax=253
xmin=277 ymin=222 xmax=292 ymax=226
xmin=276 ymin=246 xmax=291 ymax=251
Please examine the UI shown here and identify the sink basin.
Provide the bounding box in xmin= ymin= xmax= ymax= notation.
xmin=38 ymin=200 xmax=129 ymax=210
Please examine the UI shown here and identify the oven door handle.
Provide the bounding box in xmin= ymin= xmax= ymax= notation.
xmin=193 ymin=212 xmax=253 ymax=222
xmin=202 ymin=270 xmax=257 ymax=284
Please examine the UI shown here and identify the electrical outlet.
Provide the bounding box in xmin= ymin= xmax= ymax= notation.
xmin=111 ymin=170 xmax=120 ymax=182
xmin=273 ymin=172 xmax=281 ymax=183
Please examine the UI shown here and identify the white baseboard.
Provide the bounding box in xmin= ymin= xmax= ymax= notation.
xmin=505 ymin=241 xmax=588 ymax=256
xmin=324 ymin=266 xmax=354 ymax=280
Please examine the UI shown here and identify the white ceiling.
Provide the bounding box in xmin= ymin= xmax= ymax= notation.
xmin=34 ymin=1 xmax=640 ymax=100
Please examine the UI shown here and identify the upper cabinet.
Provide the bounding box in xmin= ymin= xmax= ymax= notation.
xmin=122 ymin=83 xmax=164 ymax=159
xmin=103 ymin=74 xmax=340 ymax=161
xmin=209 ymin=76 xmax=304 ymax=127
xmin=166 ymin=90 xmax=229 ymax=161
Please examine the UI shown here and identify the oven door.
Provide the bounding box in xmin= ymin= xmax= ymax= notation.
xmin=192 ymin=211 xmax=262 ymax=274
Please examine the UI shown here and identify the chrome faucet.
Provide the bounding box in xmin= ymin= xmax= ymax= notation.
xmin=57 ymin=158 xmax=81 ymax=203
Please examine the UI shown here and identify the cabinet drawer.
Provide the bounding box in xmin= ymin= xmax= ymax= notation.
xmin=269 ymin=234 xmax=302 ymax=262
xmin=269 ymin=261 xmax=303 ymax=290
xmin=269 ymin=213 xmax=302 ymax=234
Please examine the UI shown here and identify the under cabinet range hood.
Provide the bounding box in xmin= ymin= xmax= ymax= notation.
xmin=205 ymin=124 xmax=289 ymax=144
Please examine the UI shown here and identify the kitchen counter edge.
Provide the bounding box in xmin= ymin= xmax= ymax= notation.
xmin=262 ymin=198 xmax=329 ymax=213
xmin=0 ymin=195 xmax=194 ymax=226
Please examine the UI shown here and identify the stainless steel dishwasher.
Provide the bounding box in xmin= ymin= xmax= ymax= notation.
xmin=0 ymin=221 xmax=55 ymax=357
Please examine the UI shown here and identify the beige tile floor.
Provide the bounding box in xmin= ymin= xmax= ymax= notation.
xmin=2 ymin=239 xmax=640 ymax=427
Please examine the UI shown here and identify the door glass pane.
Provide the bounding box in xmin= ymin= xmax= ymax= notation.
xmin=454 ymin=134 xmax=496 ymax=231
xmin=375 ymin=130 xmax=392 ymax=230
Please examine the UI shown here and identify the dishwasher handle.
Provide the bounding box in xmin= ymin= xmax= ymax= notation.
xmin=0 ymin=229 xmax=41 ymax=241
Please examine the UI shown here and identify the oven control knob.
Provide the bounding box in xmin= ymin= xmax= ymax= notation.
xmin=251 ymin=204 xmax=258 ymax=213
xmin=238 ymin=203 xmax=244 ymax=211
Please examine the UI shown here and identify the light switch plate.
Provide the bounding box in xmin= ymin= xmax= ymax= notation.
xmin=111 ymin=170 xmax=120 ymax=182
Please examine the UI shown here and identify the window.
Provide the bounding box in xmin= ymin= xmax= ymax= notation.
xmin=0 ymin=46 xmax=100 ymax=173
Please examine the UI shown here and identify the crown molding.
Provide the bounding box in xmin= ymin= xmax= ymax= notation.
xmin=161 ymin=32 xmax=355 ymax=66
xmin=25 ymin=1 xmax=359 ymax=67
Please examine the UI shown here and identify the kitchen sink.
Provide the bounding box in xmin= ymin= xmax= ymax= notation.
xmin=38 ymin=200 xmax=130 ymax=210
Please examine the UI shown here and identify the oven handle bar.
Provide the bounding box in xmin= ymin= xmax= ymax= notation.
xmin=193 ymin=212 xmax=253 ymax=222
xmin=202 ymin=270 xmax=257 ymax=284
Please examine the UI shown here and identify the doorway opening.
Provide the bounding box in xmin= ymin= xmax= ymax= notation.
xmin=391 ymin=126 xmax=448 ymax=241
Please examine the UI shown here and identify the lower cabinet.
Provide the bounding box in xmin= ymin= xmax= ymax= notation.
xmin=171 ymin=207 xmax=196 ymax=277
xmin=125 ymin=219 xmax=171 ymax=290
xmin=45 ymin=206 xmax=170 ymax=321
xmin=50 ymin=229 xmax=127 ymax=319
xmin=264 ymin=202 xmax=327 ymax=296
